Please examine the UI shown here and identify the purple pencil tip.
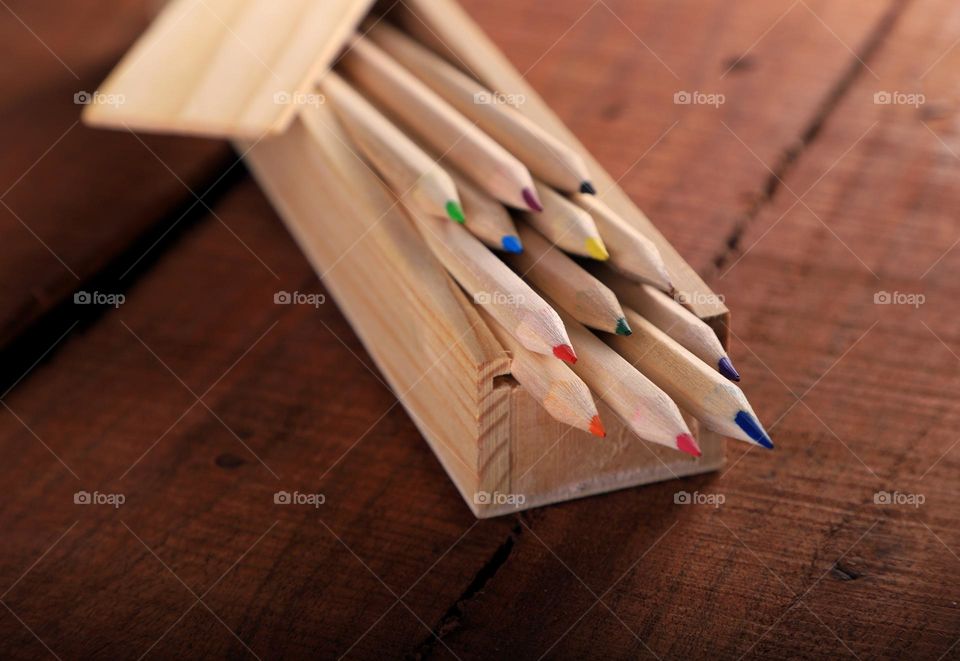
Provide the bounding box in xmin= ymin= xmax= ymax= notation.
xmin=718 ymin=356 xmax=740 ymax=382
xmin=522 ymin=187 xmax=543 ymax=212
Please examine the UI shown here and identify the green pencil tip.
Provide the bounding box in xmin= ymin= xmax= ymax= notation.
xmin=615 ymin=317 xmax=632 ymax=336
xmin=446 ymin=201 xmax=466 ymax=224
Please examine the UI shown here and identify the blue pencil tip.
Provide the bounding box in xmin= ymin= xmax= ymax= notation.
xmin=718 ymin=356 xmax=741 ymax=382
xmin=501 ymin=235 xmax=523 ymax=253
xmin=734 ymin=410 xmax=774 ymax=449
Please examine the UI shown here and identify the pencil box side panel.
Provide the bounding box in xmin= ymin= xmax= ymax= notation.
xmin=239 ymin=108 xmax=513 ymax=500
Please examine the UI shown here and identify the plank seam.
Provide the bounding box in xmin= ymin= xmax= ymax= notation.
xmin=0 ymin=152 xmax=243 ymax=396
xmin=408 ymin=519 xmax=523 ymax=657
xmin=710 ymin=0 xmax=912 ymax=273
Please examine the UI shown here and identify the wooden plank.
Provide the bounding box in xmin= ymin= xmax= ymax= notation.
xmin=0 ymin=179 xmax=515 ymax=658
xmin=83 ymin=0 xmax=377 ymax=138
xmin=420 ymin=0 xmax=960 ymax=659
xmin=0 ymin=0 xmax=231 ymax=348
xmin=703 ymin=2 xmax=960 ymax=654
xmin=8 ymin=0 xmax=957 ymax=658
xmin=241 ymin=107 xmax=509 ymax=508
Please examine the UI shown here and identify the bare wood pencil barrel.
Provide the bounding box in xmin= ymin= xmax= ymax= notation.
xmin=83 ymin=0 xmax=731 ymax=517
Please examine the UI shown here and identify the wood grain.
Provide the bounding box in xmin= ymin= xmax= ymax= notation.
xmin=4 ymin=0 xmax=959 ymax=659
xmin=83 ymin=0 xmax=377 ymax=138
xmin=0 ymin=0 xmax=231 ymax=349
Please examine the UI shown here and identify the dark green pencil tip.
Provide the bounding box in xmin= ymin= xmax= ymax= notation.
xmin=615 ymin=317 xmax=632 ymax=336
xmin=446 ymin=200 xmax=466 ymax=224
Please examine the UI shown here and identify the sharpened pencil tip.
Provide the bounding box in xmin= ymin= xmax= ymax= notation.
xmin=734 ymin=411 xmax=774 ymax=449
xmin=589 ymin=415 xmax=606 ymax=438
xmin=501 ymin=235 xmax=523 ymax=253
xmin=553 ymin=343 xmax=577 ymax=364
xmin=584 ymin=237 xmax=610 ymax=261
xmin=676 ymin=433 xmax=701 ymax=457
xmin=615 ymin=317 xmax=632 ymax=336
xmin=579 ymin=180 xmax=597 ymax=195
xmin=446 ymin=200 xmax=466 ymax=224
xmin=522 ymin=187 xmax=543 ymax=212
xmin=718 ymin=356 xmax=741 ymax=382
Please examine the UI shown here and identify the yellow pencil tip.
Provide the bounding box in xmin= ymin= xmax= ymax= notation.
xmin=585 ymin=237 xmax=609 ymax=261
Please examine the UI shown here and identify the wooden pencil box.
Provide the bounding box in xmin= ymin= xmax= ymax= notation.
xmin=84 ymin=0 xmax=729 ymax=517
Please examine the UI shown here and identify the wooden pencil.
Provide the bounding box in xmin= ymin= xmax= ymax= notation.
xmin=449 ymin=169 xmax=522 ymax=253
xmin=547 ymin=302 xmax=699 ymax=455
xmin=522 ymin=181 xmax=609 ymax=260
xmin=608 ymin=308 xmax=773 ymax=449
xmin=506 ymin=225 xmax=629 ymax=335
xmin=573 ymin=194 xmax=672 ymax=291
xmin=479 ymin=307 xmax=604 ymax=437
xmin=596 ymin=269 xmax=740 ymax=381
xmin=319 ymin=72 xmax=465 ymax=223
xmin=338 ymin=36 xmax=543 ymax=212
xmin=367 ymin=22 xmax=595 ymax=195
xmin=401 ymin=199 xmax=576 ymax=363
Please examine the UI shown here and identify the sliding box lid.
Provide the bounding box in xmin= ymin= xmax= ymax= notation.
xmin=83 ymin=0 xmax=375 ymax=139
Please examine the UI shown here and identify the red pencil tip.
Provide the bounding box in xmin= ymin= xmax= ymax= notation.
xmin=552 ymin=344 xmax=577 ymax=364
xmin=676 ymin=433 xmax=701 ymax=457
xmin=589 ymin=415 xmax=606 ymax=438
xmin=522 ymin=187 xmax=544 ymax=212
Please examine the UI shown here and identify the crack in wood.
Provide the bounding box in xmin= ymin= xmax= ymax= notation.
xmin=711 ymin=0 xmax=912 ymax=273
xmin=0 ymin=153 xmax=243 ymax=396
xmin=408 ymin=519 xmax=523 ymax=659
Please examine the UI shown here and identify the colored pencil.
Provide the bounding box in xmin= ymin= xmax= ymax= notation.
xmin=368 ymin=22 xmax=595 ymax=195
xmin=522 ymin=181 xmax=609 ymax=260
xmin=547 ymin=303 xmax=699 ymax=455
xmin=338 ymin=36 xmax=542 ymax=212
xmin=608 ymin=308 xmax=773 ymax=448
xmin=573 ymin=194 xmax=672 ymax=291
xmin=402 ymin=199 xmax=576 ymax=363
xmin=479 ymin=307 xmax=604 ymax=437
xmin=597 ymin=269 xmax=740 ymax=381
xmin=449 ymin=169 xmax=522 ymax=253
xmin=506 ymin=225 xmax=629 ymax=335
xmin=320 ymin=72 xmax=465 ymax=224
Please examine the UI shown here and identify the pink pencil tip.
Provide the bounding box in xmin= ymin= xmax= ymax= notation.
xmin=589 ymin=415 xmax=606 ymax=438
xmin=552 ymin=344 xmax=577 ymax=364
xmin=522 ymin=187 xmax=543 ymax=212
xmin=676 ymin=433 xmax=701 ymax=457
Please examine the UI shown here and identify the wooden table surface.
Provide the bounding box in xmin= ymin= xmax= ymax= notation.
xmin=2 ymin=0 xmax=958 ymax=658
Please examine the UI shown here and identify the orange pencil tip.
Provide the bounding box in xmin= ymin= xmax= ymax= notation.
xmin=589 ymin=415 xmax=606 ymax=438
xmin=552 ymin=344 xmax=577 ymax=364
